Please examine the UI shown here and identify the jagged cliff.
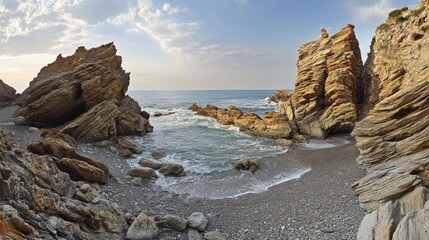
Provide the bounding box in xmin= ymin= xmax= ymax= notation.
xmin=0 ymin=80 xmax=18 ymax=108
xmin=352 ymin=2 xmax=429 ymax=239
xmin=15 ymin=43 xmax=153 ymax=142
xmin=278 ymin=24 xmax=363 ymax=138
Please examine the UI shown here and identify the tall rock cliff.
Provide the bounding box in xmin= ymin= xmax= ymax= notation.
xmin=0 ymin=80 xmax=17 ymax=108
xmin=278 ymin=25 xmax=363 ymax=138
xmin=352 ymin=2 xmax=429 ymax=239
xmin=15 ymin=43 xmax=153 ymax=142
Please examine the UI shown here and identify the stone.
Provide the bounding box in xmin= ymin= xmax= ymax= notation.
xmin=116 ymin=137 xmax=143 ymax=154
xmin=233 ymin=158 xmax=260 ymax=173
xmin=204 ymin=231 xmax=228 ymax=240
xmin=139 ymin=158 xmax=163 ymax=170
xmin=187 ymin=212 xmax=208 ymax=232
xmin=188 ymin=103 xmax=201 ymax=111
xmin=126 ymin=212 xmax=158 ymax=240
xmin=95 ymin=140 xmax=112 ymax=148
xmin=151 ymin=151 xmax=167 ymax=159
xmin=159 ymin=163 xmax=186 ymax=177
xmin=0 ymin=79 xmax=17 ymax=108
xmin=159 ymin=214 xmax=188 ymax=231
xmin=120 ymin=149 xmax=133 ymax=158
xmin=28 ymin=127 xmax=39 ymax=133
xmin=128 ymin=167 xmax=158 ymax=179
xmin=188 ymin=228 xmax=203 ymax=240
xmin=14 ymin=43 xmax=152 ymax=142
xmin=27 ymin=138 xmax=110 ymax=184
xmin=41 ymin=129 xmax=78 ymax=148
xmin=130 ymin=177 xmax=143 ymax=186
xmin=13 ymin=116 xmax=27 ymax=126
xmin=272 ymin=139 xmax=294 ymax=147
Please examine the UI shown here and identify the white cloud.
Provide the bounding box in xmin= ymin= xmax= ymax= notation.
xmin=163 ymin=3 xmax=171 ymax=12
xmin=347 ymin=0 xmax=394 ymax=23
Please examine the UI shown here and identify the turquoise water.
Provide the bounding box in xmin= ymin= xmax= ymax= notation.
xmin=127 ymin=90 xmax=348 ymax=199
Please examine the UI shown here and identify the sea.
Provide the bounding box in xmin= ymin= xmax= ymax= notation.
xmin=128 ymin=90 xmax=351 ymax=199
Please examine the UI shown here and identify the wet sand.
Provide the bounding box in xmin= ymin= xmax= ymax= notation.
xmin=0 ymin=105 xmax=365 ymax=239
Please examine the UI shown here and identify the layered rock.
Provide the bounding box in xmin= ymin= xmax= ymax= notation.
xmin=267 ymin=90 xmax=289 ymax=103
xmin=278 ymin=25 xmax=363 ymax=138
xmin=353 ymin=2 xmax=429 ymax=239
xmin=0 ymin=79 xmax=18 ymax=108
xmin=0 ymin=129 xmax=127 ymax=239
xmin=14 ymin=42 xmax=152 ymax=142
xmin=190 ymin=104 xmax=293 ymax=139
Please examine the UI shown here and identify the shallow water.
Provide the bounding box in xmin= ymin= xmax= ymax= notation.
xmin=128 ymin=90 xmax=348 ymax=199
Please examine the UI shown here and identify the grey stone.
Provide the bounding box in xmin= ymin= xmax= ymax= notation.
xmin=188 ymin=228 xmax=203 ymax=240
xmin=139 ymin=158 xmax=163 ymax=170
xmin=126 ymin=212 xmax=158 ymax=240
xmin=159 ymin=163 xmax=186 ymax=176
xmin=204 ymin=231 xmax=228 ymax=240
xmin=159 ymin=214 xmax=188 ymax=231
xmin=188 ymin=212 xmax=208 ymax=231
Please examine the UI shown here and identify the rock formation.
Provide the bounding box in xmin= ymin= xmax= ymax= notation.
xmin=277 ymin=25 xmax=363 ymax=138
xmin=267 ymin=90 xmax=289 ymax=103
xmin=0 ymin=79 xmax=18 ymax=108
xmin=192 ymin=25 xmax=363 ymax=140
xmin=14 ymin=42 xmax=152 ymax=142
xmin=0 ymin=129 xmax=128 ymax=239
xmin=352 ymin=2 xmax=429 ymax=239
xmin=189 ymin=104 xmax=293 ymax=139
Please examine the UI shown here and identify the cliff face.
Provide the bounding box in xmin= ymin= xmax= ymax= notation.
xmin=353 ymin=2 xmax=429 ymax=239
xmin=15 ymin=43 xmax=153 ymax=142
xmin=0 ymin=80 xmax=17 ymax=108
xmin=278 ymin=25 xmax=363 ymax=138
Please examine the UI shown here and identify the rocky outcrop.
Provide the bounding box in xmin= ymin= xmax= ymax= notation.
xmin=190 ymin=104 xmax=293 ymax=139
xmin=0 ymin=79 xmax=18 ymax=108
xmin=233 ymin=158 xmax=260 ymax=173
xmin=267 ymin=90 xmax=289 ymax=103
xmin=353 ymin=2 xmax=429 ymax=239
xmin=0 ymin=129 xmax=127 ymax=239
xmin=14 ymin=43 xmax=152 ymax=142
xmin=278 ymin=25 xmax=363 ymax=138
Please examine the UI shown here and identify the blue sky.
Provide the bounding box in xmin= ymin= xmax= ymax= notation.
xmin=0 ymin=0 xmax=419 ymax=91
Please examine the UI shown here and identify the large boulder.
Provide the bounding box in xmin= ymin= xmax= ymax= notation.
xmin=0 ymin=79 xmax=17 ymax=108
xmin=126 ymin=212 xmax=158 ymax=240
xmin=14 ymin=43 xmax=152 ymax=142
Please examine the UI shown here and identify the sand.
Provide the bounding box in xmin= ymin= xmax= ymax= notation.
xmin=0 ymin=106 xmax=365 ymax=240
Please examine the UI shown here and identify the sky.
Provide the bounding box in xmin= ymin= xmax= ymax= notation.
xmin=0 ymin=0 xmax=420 ymax=92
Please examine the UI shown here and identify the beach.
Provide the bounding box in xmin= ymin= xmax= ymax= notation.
xmin=0 ymin=105 xmax=365 ymax=240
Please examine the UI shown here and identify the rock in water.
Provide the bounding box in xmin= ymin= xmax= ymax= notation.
xmin=0 ymin=79 xmax=17 ymax=108
xmin=187 ymin=212 xmax=208 ymax=231
xmin=233 ymin=158 xmax=260 ymax=173
xmin=139 ymin=158 xmax=163 ymax=170
xmin=126 ymin=212 xmax=158 ymax=240
xmin=128 ymin=167 xmax=158 ymax=179
xmin=272 ymin=138 xmax=294 ymax=147
xmin=159 ymin=163 xmax=186 ymax=176
xmin=14 ymin=43 xmax=152 ymax=142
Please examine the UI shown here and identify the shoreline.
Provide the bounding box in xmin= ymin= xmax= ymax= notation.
xmin=0 ymin=105 xmax=365 ymax=239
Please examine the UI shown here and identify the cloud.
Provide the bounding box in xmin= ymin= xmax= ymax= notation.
xmin=347 ymin=0 xmax=395 ymax=23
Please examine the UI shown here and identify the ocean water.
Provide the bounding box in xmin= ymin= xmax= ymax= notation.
xmin=128 ymin=90 xmax=349 ymax=199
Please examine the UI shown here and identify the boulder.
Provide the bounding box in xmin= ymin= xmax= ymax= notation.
xmin=233 ymin=158 xmax=260 ymax=173
xmin=0 ymin=79 xmax=17 ymax=108
xmin=126 ymin=212 xmax=158 ymax=240
xmin=204 ymin=231 xmax=228 ymax=240
xmin=188 ymin=228 xmax=204 ymax=240
xmin=188 ymin=103 xmax=201 ymax=111
xmin=27 ymin=138 xmax=110 ymax=184
xmin=272 ymin=139 xmax=294 ymax=147
xmin=153 ymin=111 xmax=175 ymax=117
xmin=159 ymin=163 xmax=186 ymax=176
xmin=128 ymin=167 xmax=158 ymax=179
xmin=14 ymin=43 xmax=152 ymax=142
xmin=159 ymin=214 xmax=188 ymax=231
xmin=187 ymin=212 xmax=208 ymax=232
xmin=139 ymin=158 xmax=163 ymax=170
xmin=116 ymin=137 xmax=143 ymax=154
xmin=40 ymin=129 xmax=78 ymax=148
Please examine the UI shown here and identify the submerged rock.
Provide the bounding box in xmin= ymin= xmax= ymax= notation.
xmin=272 ymin=138 xmax=294 ymax=147
xmin=151 ymin=151 xmax=167 ymax=160
xmin=159 ymin=163 xmax=186 ymax=176
xmin=233 ymin=158 xmax=260 ymax=173
xmin=153 ymin=111 xmax=175 ymax=117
